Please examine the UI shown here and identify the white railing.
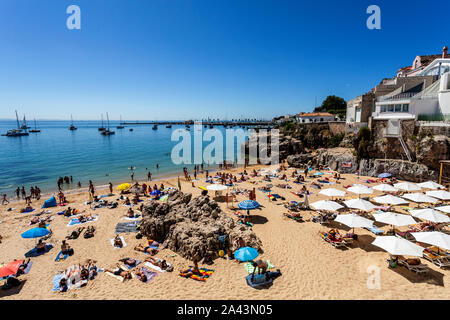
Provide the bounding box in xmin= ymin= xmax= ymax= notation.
xmin=378 ymin=92 xmax=419 ymax=102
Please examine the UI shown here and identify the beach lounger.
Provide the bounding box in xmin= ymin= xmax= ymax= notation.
xmin=422 ymin=250 xmax=450 ymax=268
xmin=110 ymin=236 xmax=127 ymax=249
xmin=397 ymin=256 xmax=429 ymax=274
xmin=365 ymin=226 xmax=385 ymax=235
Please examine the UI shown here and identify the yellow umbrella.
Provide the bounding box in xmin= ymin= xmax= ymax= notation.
xmin=117 ymin=183 xmax=131 ymax=191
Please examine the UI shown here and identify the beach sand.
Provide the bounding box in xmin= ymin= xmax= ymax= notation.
xmin=0 ymin=164 xmax=449 ymax=300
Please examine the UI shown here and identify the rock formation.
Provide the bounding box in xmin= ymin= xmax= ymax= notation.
xmin=139 ymin=190 xmax=263 ymax=261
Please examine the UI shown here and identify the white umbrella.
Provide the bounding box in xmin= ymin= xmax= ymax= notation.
xmin=394 ymin=182 xmax=421 ymax=192
xmin=417 ymin=181 xmax=445 ymax=190
xmin=310 ymin=200 xmax=343 ymax=211
xmin=206 ymin=184 xmax=228 ymax=191
xmin=373 ymin=211 xmax=416 ymax=226
xmin=335 ymin=213 xmax=374 ymax=232
xmin=411 ymin=232 xmax=450 ymax=251
xmin=372 ymin=194 xmax=409 ymax=205
xmin=347 ymin=185 xmax=373 ymax=196
xmin=402 ymin=193 xmax=438 ymax=203
xmin=319 ymin=188 xmax=346 ymax=197
xmin=343 ymin=198 xmax=376 ymax=211
xmin=435 ymin=205 xmax=450 ymax=214
xmin=372 ymin=236 xmax=424 ymax=257
xmin=373 ymin=184 xmax=399 ymax=192
xmin=425 ymin=190 xmax=450 ymax=200
xmin=410 ymin=208 xmax=450 ymax=223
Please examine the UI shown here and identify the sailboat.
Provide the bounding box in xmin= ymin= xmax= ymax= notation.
xmin=1 ymin=110 xmax=29 ymax=137
xmin=101 ymin=112 xmax=115 ymax=135
xmin=98 ymin=114 xmax=106 ymax=131
xmin=20 ymin=115 xmax=31 ymax=129
xmin=69 ymin=115 xmax=77 ymax=130
xmin=29 ymin=119 xmax=41 ymax=133
xmin=152 ymin=124 xmax=158 ymax=130
xmin=117 ymin=115 xmax=124 ymax=129
xmin=166 ymin=124 xmax=172 ymax=128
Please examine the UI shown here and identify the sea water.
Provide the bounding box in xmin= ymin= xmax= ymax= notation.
xmin=0 ymin=120 xmax=248 ymax=196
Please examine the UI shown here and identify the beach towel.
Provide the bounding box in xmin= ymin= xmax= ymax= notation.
xmin=244 ymin=260 xmax=274 ymax=274
xmin=21 ymin=208 xmax=35 ymax=213
xmin=122 ymin=259 xmax=141 ymax=269
xmin=135 ymin=267 xmax=157 ymax=283
xmin=67 ymin=215 xmax=98 ymax=227
xmin=25 ymin=244 xmax=54 ymax=258
xmin=180 ymin=266 xmax=214 ymax=281
xmin=115 ymin=222 xmax=139 ymax=233
xmin=55 ymin=251 xmax=69 ymax=262
xmin=110 ymin=236 xmax=127 ymax=249
xmin=366 ymin=226 xmax=384 ymax=235
xmin=21 ymin=262 xmax=33 ymax=275
xmin=121 ymin=215 xmax=141 ymax=221
xmin=52 ymin=274 xmax=65 ymax=291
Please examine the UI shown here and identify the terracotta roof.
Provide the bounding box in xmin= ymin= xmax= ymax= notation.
xmin=296 ymin=112 xmax=334 ymax=117
xmin=418 ymin=54 xmax=442 ymax=66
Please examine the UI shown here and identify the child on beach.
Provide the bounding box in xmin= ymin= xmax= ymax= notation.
xmin=2 ymin=194 xmax=8 ymax=205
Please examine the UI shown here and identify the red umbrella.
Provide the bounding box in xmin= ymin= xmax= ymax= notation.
xmin=0 ymin=259 xmax=23 ymax=278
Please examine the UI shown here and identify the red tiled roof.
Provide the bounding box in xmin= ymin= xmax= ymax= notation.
xmin=296 ymin=112 xmax=334 ymax=117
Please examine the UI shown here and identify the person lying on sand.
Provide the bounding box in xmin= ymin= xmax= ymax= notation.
xmin=84 ymin=226 xmax=95 ymax=239
xmin=134 ymin=244 xmax=158 ymax=255
xmin=120 ymin=257 xmax=137 ymax=267
xmin=36 ymin=239 xmax=47 ymax=253
xmin=124 ymin=198 xmax=131 ymax=206
xmin=179 ymin=259 xmax=204 ymax=279
xmin=105 ymin=264 xmax=132 ymax=280
xmin=20 ymin=205 xmax=33 ymax=213
xmin=135 ymin=268 xmax=147 ymax=282
xmin=114 ymin=235 xmax=124 ymax=248
xmin=15 ymin=258 xmax=31 ymax=276
xmin=145 ymin=257 xmax=169 ymax=270
xmin=67 ymin=227 xmax=84 ymax=240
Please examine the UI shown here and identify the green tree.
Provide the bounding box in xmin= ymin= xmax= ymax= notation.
xmin=319 ymin=95 xmax=347 ymax=118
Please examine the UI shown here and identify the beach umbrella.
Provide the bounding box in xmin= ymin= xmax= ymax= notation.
xmin=343 ymin=198 xmax=376 ymax=211
xmin=372 ymin=195 xmax=409 ymax=205
xmin=206 ymin=184 xmax=228 ymax=191
xmin=372 ymin=184 xmax=399 ymax=192
xmin=402 ymin=193 xmax=438 ymax=203
xmin=372 ymin=236 xmax=424 ymax=257
xmin=0 ymin=259 xmax=24 ymax=278
xmin=150 ymin=190 xmax=161 ymax=196
xmin=238 ymin=200 xmax=260 ymax=210
xmin=425 ymin=190 xmax=450 ymax=200
xmin=310 ymin=200 xmax=343 ymax=211
xmin=411 ymin=232 xmax=450 ymax=251
xmin=372 ymin=212 xmax=416 ymax=227
xmin=417 ymin=181 xmax=445 ymax=190
xmin=410 ymin=208 xmax=450 ymax=223
xmin=117 ymin=183 xmax=130 ymax=191
xmin=335 ymin=213 xmax=373 ymax=233
xmin=21 ymin=227 xmax=50 ymax=239
xmin=347 ymin=185 xmax=373 ymax=197
xmin=234 ymin=247 xmax=259 ymax=262
xmin=394 ymin=182 xmax=421 ymax=192
xmin=435 ymin=205 xmax=450 ymax=214
xmin=378 ymin=173 xmax=392 ymax=178
xmin=319 ymin=188 xmax=346 ymax=197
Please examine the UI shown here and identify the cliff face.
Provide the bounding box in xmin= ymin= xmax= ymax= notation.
xmin=139 ymin=190 xmax=263 ymax=261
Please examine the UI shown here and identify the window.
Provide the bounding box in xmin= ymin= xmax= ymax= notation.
xmin=381 ymin=106 xmax=387 ymax=112
xmin=388 ymin=105 xmax=394 ymax=112
xmin=415 ymin=60 xmax=419 ymax=69
xmin=320 ymin=118 xmax=324 ymax=122
xmin=395 ymin=104 xmax=402 ymax=112
xmin=402 ymin=104 xmax=409 ymax=112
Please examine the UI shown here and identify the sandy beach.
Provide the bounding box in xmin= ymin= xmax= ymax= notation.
xmin=0 ymin=164 xmax=449 ymax=300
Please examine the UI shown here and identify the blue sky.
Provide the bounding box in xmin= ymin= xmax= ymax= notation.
xmin=0 ymin=0 xmax=448 ymax=120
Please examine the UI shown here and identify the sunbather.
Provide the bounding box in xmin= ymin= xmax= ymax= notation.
xmin=36 ymin=239 xmax=47 ymax=253
xmin=84 ymin=226 xmax=95 ymax=239
xmin=15 ymin=258 xmax=31 ymax=276
xmin=134 ymin=243 xmax=158 ymax=255
xmin=67 ymin=227 xmax=84 ymax=240
xmin=127 ymin=208 xmax=135 ymax=218
xmin=135 ymin=269 xmax=147 ymax=282
xmin=105 ymin=264 xmax=132 ymax=280
xmin=113 ymin=235 xmax=124 ymax=248
xmin=145 ymin=257 xmax=169 ymax=270
xmin=61 ymin=240 xmax=74 ymax=256
xmin=120 ymin=257 xmax=137 ymax=267
xmin=179 ymin=259 xmax=204 ymax=279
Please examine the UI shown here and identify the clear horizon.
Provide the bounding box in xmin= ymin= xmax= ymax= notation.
xmin=1 ymin=0 xmax=449 ymax=120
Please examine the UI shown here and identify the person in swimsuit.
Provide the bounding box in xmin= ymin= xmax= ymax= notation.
xmin=134 ymin=244 xmax=158 ymax=255
xmin=105 ymin=264 xmax=132 ymax=280
xmin=179 ymin=259 xmax=203 ymax=279
xmin=15 ymin=258 xmax=31 ymax=276
xmin=145 ymin=257 xmax=168 ymax=270
xmin=114 ymin=235 xmax=123 ymax=248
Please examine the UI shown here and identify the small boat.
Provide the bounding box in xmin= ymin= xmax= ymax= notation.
xmin=129 ymin=128 xmax=133 ymax=131
xmin=2 ymin=111 xmax=29 ymax=136
xmin=166 ymin=125 xmax=172 ymax=128
xmin=20 ymin=115 xmax=31 ymax=129
xmin=69 ymin=115 xmax=77 ymax=130
xmin=152 ymin=124 xmax=158 ymax=130
xmin=29 ymin=119 xmax=41 ymax=133
xmin=101 ymin=113 xmax=115 ymax=135
xmin=117 ymin=115 xmax=124 ymax=129
xmin=98 ymin=114 xmax=105 ymax=131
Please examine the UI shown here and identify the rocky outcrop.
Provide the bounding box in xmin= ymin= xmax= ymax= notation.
xmin=315 ymin=148 xmax=358 ymax=174
xmin=139 ymin=190 xmax=263 ymax=261
xmin=358 ymin=159 xmax=438 ymax=182
xmin=416 ymin=135 xmax=450 ymax=171
xmin=286 ymin=153 xmax=315 ymax=168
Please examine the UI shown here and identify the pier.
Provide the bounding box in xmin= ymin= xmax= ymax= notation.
xmin=119 ymin=120 xmax=274 ymax=127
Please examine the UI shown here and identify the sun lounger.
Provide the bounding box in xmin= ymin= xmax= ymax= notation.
xmin=365 ymin=226 xmax=385 ymax=235
xmin=397 ymin=256 xmax=429 ymax=274
xmin=110 ymin=236 xmax=127 ymax=249
xmin=422 ymin=250 xmax=450 ymax=268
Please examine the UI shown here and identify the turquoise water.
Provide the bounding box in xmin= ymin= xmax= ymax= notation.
xmin=0 ymin=120 xmax=247 ymax=196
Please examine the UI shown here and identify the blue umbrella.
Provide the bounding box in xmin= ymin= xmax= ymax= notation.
xmin=378 ymin=173 xmax=392 ymax=178
xmin=238 ymin=200 xmax=260 ymax=210
xmin=21 ymin=227 xmax=50 ymax=239
xmin=150 ymin=190 xmax=161 ymax=196
xmin=234 ymin=247 xmax=259 ymax=262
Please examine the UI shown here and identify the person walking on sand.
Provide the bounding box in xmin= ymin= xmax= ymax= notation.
xmin=16 ymin=187 xmax=20 ymax=199
xmin=131 ymin=172 xmax=134 ymax=181
xmin=147 ymin=171 xmax=151 ymax=181
xmin=2 ymin=194 xmax=9 ymax=205
xmin=21 ymin=186 xmax=26 ymax=199
xmin=109 ymin=182 xmax=113 ymax=194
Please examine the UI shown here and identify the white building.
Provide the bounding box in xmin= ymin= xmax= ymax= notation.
xmin=296 ymin=112 xmax=335 ymax=123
